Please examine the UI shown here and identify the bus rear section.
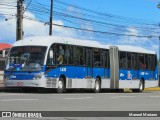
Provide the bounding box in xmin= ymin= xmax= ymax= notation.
xmin=110 ymin=46 xmax=158 ymax=92
xmin=44 ymin=44 xmax=158 ymax=93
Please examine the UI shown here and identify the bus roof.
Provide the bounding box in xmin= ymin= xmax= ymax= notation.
xmin=13 ymin=36 xmax=155 ymax=54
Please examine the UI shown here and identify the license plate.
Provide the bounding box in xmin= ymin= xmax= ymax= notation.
xmin=17 ymin=82 xmax=24 ymax=86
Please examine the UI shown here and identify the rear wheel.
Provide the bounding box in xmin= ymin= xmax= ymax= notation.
xmin=94 ymin=78 xmax=101 ymax=93
xmin=57 ymin=77 xmax=65 ymax=93
xmin=132 ymin=80 xmax=144 ymax=92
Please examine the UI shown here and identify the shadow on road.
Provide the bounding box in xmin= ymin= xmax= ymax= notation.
xmin=0 ymin=87 xmax=151 ymax=94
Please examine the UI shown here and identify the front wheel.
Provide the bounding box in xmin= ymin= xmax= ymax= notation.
xmin=94 ymin=78 xmax=101 ymax=93
xmin=57 ymin=77 xmax=65 ymax=93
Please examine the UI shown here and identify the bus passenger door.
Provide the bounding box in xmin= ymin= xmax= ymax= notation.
xmin=85 ymin=48 xmax=93 ymax=78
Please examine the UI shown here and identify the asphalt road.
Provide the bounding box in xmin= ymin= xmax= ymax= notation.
xmin=0 ymin=90 xmax=160 ymax=111
xmin=0 ymin=90 xmax=160 ymax=120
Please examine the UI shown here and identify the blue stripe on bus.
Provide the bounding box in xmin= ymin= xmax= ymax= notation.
xmin=5 ymin=66 xmax=158 ymax=81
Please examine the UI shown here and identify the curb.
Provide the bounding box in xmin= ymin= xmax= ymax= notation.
xmin=144 ymin=87 xmax=160 ymax=91
xmin=124 ymin=87 xmax=160 ymax=92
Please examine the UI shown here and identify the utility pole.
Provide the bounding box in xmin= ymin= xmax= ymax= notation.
xmin=49 ymin=0 xmax=53 ymax=35
xmin=159 ymin=36 xmax=160 ymax=87
xmin=16 ymin=0 xmax=24 ymax=41
xmin=157 ymin=3 xmax=160 ymax=87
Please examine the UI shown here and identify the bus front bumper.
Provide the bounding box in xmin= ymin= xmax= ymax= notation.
xmin=4 ymin=79 xmax=46 ymax=88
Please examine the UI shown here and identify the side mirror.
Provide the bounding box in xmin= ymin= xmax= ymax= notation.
xmin=49 ymin=49 xmax=53 ymax=58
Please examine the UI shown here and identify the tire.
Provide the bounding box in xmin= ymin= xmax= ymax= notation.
xmin=94 ymin=78 xmax=101 ymax=93
xmin=57 ymin=77 xmax=65 ymax=93
xmin=132 ymin=80 xmax=144 ymax=92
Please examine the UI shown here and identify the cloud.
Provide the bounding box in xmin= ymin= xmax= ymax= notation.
xmin=116 ymin=27 xmax=159 ymax=57
xmin=0 ymin=0 xmax=76 ymax=44
xmin=117 ymin=27 xmax=150 ymax=45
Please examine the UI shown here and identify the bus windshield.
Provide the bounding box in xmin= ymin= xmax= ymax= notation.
xmin=6 ymin=46 xmax=47 ymax=72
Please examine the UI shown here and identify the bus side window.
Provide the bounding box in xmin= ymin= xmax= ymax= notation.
xmin=46 ymin=45 xmax=55 ymax=66
xmin=131 ymin=53 xmax=136 ymax=69
xmin=94 ymin=48 xmax=101 ymax=67
xmin=139 ymin=54 xmax=146 ymax=69
xmin=119 ymin=52 xmax=127 ymax=69
xmin=68 ymin=45 xmax=74 ymax=65
xmin=76 ymin=47 xmax=84 ymax=66
xmin=57 ymin=45 xmax=64 ymax=65
xmin=127 ymin=52 xmax=131 ymax=69
xmin=145 ymin=54 xmax=148 ymax=69
xmin=151 ymin=55 xmax=157 ymax=70
xmin=147 ymin=55 xmax=152 ymax=70
xmin=101 ymin=50 xmax=109 ymax=68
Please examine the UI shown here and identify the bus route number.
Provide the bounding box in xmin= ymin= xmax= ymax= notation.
xmin=60 ymin=68 xmax=66 ymax=72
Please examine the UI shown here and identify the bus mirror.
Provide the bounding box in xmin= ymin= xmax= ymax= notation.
xmin=49 ymin=49 xmax=53 ymax=58
xmin=21 ymin=53 xmax=30 ymax=61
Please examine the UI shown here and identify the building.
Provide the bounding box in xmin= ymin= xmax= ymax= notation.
xmin=0 ymin=43 xmax=12 ymax=82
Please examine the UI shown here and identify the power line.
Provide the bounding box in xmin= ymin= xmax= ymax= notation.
xmin=53 ymin=11 xmax=160 ymax=34
xmin=23 ymin=16 xmax=158 ymax=38
xmin=23 ymin=0 xmax=33 ymax=14
xmin=26 ymin=5 xmax=160 ymax=35
xmin=54 ymin=0 xmax=159 ymax=26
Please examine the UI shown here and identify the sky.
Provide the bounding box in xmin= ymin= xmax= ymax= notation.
xmin=0 ymin=0 xmax=160 ymax=56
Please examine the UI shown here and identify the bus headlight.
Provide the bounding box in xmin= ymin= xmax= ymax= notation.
xmin=33 ymin=74 xmax=42 ymax=80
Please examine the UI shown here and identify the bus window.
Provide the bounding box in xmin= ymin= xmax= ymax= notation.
xmin=102 ymin=50 xmax=109 ymax=68
xmin=119 ymin=52 xmax=127 ymax=69
xmin=127 ymin=52 xmax=131 ymax=69
xmin=76 ymin=47 xmax=84 ymax=66
xmin=145 ymin=54 xmax=148 ymax=69
xmin=47 ymin=44 xmax=56 ymax=66
xmin=67 ymin=45 xmax=74 ymax=65
xmin=131 ymin=53 xmax=136 ymax=69
xmin=57 ymin=45 xmax=65 ymax=65
xmin=147 ymin=55 xmax=152 ymax=70
xmin=151 ymin=55 xmax=157 ymax=70
xmin=94 ymin=48 xmax=101 ymax=67
xmin=139 ymin=54 xmax=146 ymax=69
xmin=85 ymin=48 xmax=92 ymax=67
xmin=131 ymin=53 xmax=139 ymax=70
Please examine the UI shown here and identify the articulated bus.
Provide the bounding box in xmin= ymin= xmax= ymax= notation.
xmin=4 ymin=36 xmax=158 ymax=93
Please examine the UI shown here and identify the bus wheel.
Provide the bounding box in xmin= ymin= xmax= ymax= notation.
xmin=94 ymin=78 xmax=101 ymax=93
xmin=139 ymin=80 xmax=144 ymax=92
xmin=132 ymin=80 xmax=144 ymax=92
xmin=57 ymin=77 xmax=65 ymax=93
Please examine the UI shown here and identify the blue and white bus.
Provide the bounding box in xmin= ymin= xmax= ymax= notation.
xmin=4 ymin=36 xmax=158 ymax=93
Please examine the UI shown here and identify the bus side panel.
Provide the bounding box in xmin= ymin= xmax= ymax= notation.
xmin=138 ymin=70 xmax=151 ymax=80
xmin=145 ymin=66 xmax=158 ymax=88
xmin=119 ymin=69 xmax=140 ymax=89
xmin=46 ymin=66 xmax=86 ymax=79
xmin=46 ymin=66 xmax=96 ymax=88
xmin=93 ymin=68 xmax=104 ymax=78
xmin=119 ymin=69 xmax=134 ymax=80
